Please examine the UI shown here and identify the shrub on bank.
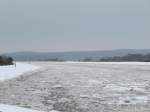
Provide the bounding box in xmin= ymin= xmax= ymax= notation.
xmin=0 ymin=56 xmax=14 ymax=65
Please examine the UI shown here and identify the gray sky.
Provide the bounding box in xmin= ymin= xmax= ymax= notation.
xmin=0 ymin=0 xmax=150 ymax=53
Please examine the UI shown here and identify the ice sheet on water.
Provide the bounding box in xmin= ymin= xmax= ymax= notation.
xmin=105 ymin=84 xmax=147 ymax=93
xmin=105 ymin=84 xmax=130 ymax=92
xmin=104 ymin=84 xmax=149 ymax=105
xmin=118 ymin=96 xmax=149 ymax=105
xmin=88 ymin=79 xmax=101 ymax=85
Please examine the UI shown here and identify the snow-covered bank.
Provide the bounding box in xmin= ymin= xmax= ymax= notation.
xmin=0 ymin=104 xmax=60 ymax=112
xmin=0 ymin=62 xmax=38 ymax=81
xmin=0 ymin=104 xmax=43 ymax=112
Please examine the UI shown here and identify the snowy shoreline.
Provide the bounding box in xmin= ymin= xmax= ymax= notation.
xmin=65 ymin=61 xmax=150 ymax=65
xmin=0 ymin=104 xmax=44 ymax=112
xmin=0 ymin=62 xmax=38 ymax=81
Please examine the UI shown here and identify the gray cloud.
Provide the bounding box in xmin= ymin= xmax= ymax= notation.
xmin=0 ymin=0 xmax=150 ymax=53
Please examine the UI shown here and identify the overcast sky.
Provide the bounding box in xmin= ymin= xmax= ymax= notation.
xmin=0 ymin=0 xmax=150 ymax=53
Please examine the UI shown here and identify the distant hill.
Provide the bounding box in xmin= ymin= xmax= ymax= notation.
xmin=100 ymin=53 xmax=150 ymax=62
xmin=2 ymin=49 xmax=150 ymax=61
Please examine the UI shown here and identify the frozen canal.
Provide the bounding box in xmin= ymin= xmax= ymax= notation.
xmin=1 ymin=62 xmax=150 ymax=112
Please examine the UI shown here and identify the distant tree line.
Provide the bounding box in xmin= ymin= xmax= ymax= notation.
xmin=38 ymin=58 xmax=64 ymax=62
xmin=79 ymin=53 xmax=150 ymax=62
xmin=0 ymin=56 xmax=14 ymax=65
xmin=100 ymin=53 xmax=150 ymax=62
xmin=79 ymin=58 xmax=94 ymax=62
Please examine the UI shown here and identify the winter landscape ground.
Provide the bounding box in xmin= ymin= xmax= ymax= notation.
xmin=0 ymin=62 xmax=38 ymax=81
xmin=1 ymin=62 xmax=150 ymax=112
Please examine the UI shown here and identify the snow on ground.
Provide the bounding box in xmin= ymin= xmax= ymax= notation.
xmin=0 ymin=104 xmax=43 ymax=112
xmin=0 ymin=104 xmax=60 ymax=112
xmin=0 ymin=62 xmax=38 ymax=81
